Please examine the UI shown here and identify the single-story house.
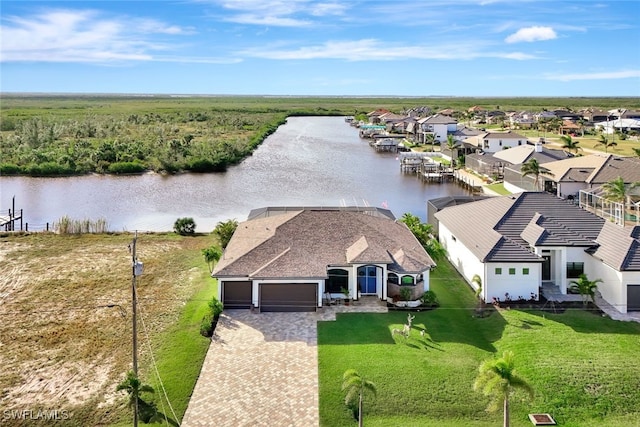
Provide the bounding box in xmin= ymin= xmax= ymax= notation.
xmin=212 ymin=206 xmax=435 ymax=312
xmin=434 ymin=192 xmax=640 ymax=313
xmin=466 ymin=142 xmax=569 ymax=179
xmin=594 ymin=118 xmax=640 ymax=134
xmin=504 ymin=154 xmax=640 ymax=197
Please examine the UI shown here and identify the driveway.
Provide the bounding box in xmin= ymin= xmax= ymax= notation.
xmin=181 ymin=311 xmax=319 ymax=427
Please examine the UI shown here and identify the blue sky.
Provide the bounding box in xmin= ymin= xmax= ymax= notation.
xmin=1 ymin=0 xmax=639 ymax=96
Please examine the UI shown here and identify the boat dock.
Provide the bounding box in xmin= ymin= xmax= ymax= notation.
xmin=1 ymin=197 xmax=23 ymax=231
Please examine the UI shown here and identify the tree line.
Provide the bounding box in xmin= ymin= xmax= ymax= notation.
xmin=0 ymin=110 xmax=288 ymax=176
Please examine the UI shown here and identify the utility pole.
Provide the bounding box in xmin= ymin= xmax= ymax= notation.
xmin=131 ymin=230 xmax=139 ymax=427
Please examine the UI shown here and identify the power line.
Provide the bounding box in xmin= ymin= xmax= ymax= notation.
xmin=138 ymin=300 xmax=180 ymax=425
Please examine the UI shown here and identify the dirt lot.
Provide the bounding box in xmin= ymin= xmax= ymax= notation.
xmin=0 ymin=232 xmax=212 ymax=425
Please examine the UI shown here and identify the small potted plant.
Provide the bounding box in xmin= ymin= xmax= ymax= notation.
xmin=340 ymin=287 xmax=351 ymax=305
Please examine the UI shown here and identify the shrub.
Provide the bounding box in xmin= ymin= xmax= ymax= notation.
xmin=208 ymin=296 xmax=224 ymax=318
xmin=186 ymin=158 xmax=226 ymax=172
xmin=200 ymin=297 xmax=224 ymax=337
xmin=200 ymin=312 xmax=214 ymax=337
xmin=107 ymin=161 xmax=146 ymax=174
xmin=400 ymin=286 xmax=412 ymax=301
xmin=420 ymin=290 xmax=439 ymax=307
xmin=0 ymin=163 xmax=22 ymax=175
xmin=174 ymin=217 xmax=196 ymax=235
xmin=27 ymin=162 xmax=75 ymax=176
xmin=213 ymin=219 xmax=238 ymax=249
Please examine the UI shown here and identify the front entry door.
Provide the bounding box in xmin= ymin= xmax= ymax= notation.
xmin=358 ymin=266 xmax=377 ymax=294
xmin=542 ymin=256 xmax=551 ymax=281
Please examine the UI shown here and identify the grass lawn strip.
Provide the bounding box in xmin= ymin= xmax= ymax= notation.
xmin=318 ymin=258 xmax=640 ymax=426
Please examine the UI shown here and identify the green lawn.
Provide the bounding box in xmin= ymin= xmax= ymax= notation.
xmin=484 ymin=182 xmax=512 ymax=195
xmin=318 ymin=260 xmax=640 ymax=427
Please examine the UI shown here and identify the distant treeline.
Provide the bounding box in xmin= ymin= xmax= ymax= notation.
xmin=0 ymin=108 xmax=295 ymax=176
xmin=1 ymin=95 xmax=639 ymax=176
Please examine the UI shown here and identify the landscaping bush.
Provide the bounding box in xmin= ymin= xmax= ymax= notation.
xmin=208 ymin=296 xmax=224 ymax=318
xmin=200 ymin=296 xmax=224 ymax=337
xmin=174 ymin=217 xmax=196 ymax=235
xmin=400 ymin=286 xmax=412 ymax=301
xmin=420 ymin=290 xmax=439 ymax=307
xmin=200 ymin=312 xmax=215 ymax=337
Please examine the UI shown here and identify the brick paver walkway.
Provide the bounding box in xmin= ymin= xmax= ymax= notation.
xmin=181 ymin=298 xmax=387 ymax=427
xmin=181 ymin=311 xmax=320 ymax=427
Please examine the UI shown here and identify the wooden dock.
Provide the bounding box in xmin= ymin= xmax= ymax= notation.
xmin=453 ymin=169 xmax=484 ymax=192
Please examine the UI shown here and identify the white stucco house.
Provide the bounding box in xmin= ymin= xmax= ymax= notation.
xmin=417 ymin=114 xmax=458 ymax=143
xmin=434 ymin=192 xmax=640 ymax=313
xmin=463 ymin=130 xmax=528 ymax=153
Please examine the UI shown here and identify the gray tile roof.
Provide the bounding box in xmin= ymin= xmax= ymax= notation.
xmin=587 ymin=156 xmax=640 ymax=185
xmin=419 ymin=114 xmax=457 ymax=124
xmin=213 ymin=207 xmax=435 ymax=279
xmin=435 ymin=192 xmax=606 ymax=263
xmin=591 ymin=223 xmax=640 ymax=271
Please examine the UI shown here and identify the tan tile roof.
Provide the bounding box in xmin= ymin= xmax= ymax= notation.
xmin=213 ymin=208 xmax=434 ymax=279
xmin=542 ymin=154 xmax=609 ymax=182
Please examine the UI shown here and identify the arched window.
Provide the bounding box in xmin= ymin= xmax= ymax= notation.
xmin=401 ymin=275 xmax=415 ymax=286
xmin=388 ymin=273 xmax=399 ymax=284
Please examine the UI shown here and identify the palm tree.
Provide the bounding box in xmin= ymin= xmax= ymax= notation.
xmin=471 ymin=274 xmax=485 ymax=317
xmin=601 ymin=176 xmax=639 ymax=203
xmin=202 ymin=245 xmax=222 ymax=274
xmin=594 ymin=134 xmax=617 ymax=153
xmin=520 ymin=158 xmax=553 ymax=191
xmin=444 ymin=135 xmax=460 ymax=167
xmin=116 ymin=371 xmax=155 ymax=424
xmin=559 ymin=134 xmax=582 ymax=154
xmin=471 ymin=274 xmax=483 ymax=299
xmin=569 ymin=273 xmax=603 ymax=308
xmin=342 ymin=369 xmax=377 ymax=427
xmin=474 ymin=351 xmax=534 ymax=427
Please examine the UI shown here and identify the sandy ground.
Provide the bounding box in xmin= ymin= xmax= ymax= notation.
xmin=0 ymin=233 xmax=205 ymax=424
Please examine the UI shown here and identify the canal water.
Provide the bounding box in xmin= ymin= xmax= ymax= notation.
xmin=0 ymin=116 xmax=470 ymax=232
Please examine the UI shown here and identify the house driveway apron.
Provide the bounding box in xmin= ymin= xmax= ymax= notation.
xmin=181 ymin=311 xmax=319 ymax=427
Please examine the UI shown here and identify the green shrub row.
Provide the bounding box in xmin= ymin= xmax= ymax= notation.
xmin=200 ymin=296 xmax=224 ymax=337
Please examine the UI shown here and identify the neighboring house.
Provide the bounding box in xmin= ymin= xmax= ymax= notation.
xmin=504 ymin=154 xmax=640 ymax=197
xmin=434 ymin=192 xmax=640 ymax=313
xmin=580 ymin=108 xmax=609 ymax=123
xmin=367 ymin=109 xmax=391 ymax=123
xmin=463 ymin=130 xmax=528 ymax=153
xmin=509 ymin=111 xmax=536 ymax=129
xmin=417 ymin=114 xmax=458 ymax=143
xmin=467 ymin=142 xmax=569 ymax=180
xmin=594 ymin=118 xmax=640 ymax=135
xmin=212 ymin=206 xmax=435 ymax=312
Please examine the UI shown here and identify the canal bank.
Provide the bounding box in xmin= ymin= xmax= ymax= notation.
xmin=0 ymin=117 xmax=472 ymax=232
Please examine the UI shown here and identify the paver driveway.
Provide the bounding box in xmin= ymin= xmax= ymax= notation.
xmin=181 ymin=310 xmax=319 ymax=427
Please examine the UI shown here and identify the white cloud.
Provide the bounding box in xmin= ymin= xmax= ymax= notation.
xmin=505 ymin=26 xmax=557 ymax=43
xmin=0 ymin=9 xmax=193 ymax=63
xmin=223 ymin=13 xmax=311 ymax=27
xmin=240 ymin=39 xmax=537 ymax=61
xmin=545 ymin=70 xmax=640 ymax=82
xmin=210 ymin=0 xmax=346 ymax=27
